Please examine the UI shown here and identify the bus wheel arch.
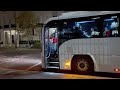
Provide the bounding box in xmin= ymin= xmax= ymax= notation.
xmin=71 ymin=55 xmax=94 ymax=75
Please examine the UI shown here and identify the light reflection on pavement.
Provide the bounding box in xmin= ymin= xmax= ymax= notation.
xmin=11 ymin=72 xmax=115 ymax=79
xmin=0 ymin=53 xmax=42 ymax=71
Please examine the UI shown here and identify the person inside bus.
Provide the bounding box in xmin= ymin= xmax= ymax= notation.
xmin=110 ymin=21 xmax=119 ymax=36
xmin=61 ymin=23 xmax=68 ymax=39
xmin=73 ymin=22 xmax=84 ymax=38
xmin=103 ymin=27 xmax=111 ymax=37
xmin=53 ymin=30 xmax=58 ymax=58
xmin=49 ymin=33 xmax=54 ymax=54
xmin=91 ymin=27 xmax=95 ymax=36
xmin=90 ymin=27 xmax=100 ymax=37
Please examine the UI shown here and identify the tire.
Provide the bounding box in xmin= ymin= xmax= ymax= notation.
xmin=71 ymin=56 xmax=94 ymax=75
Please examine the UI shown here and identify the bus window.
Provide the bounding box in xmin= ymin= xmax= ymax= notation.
xmin=60 ymin=19 xmax=100 ymax=39
xmin=73 ymin=20 xmax=100 ymax=38
xmin=103 ymin=16 xmax=119 ymax=37
xmin=61 ymin=22 xmax=75 ymax=39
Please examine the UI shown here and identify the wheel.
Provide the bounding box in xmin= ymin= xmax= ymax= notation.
xmin=71 ymin=56 xmax=94 ymax=75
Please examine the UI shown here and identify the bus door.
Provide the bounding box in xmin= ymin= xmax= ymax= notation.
xmin=44 ymin=27 xmax=59 ymax=69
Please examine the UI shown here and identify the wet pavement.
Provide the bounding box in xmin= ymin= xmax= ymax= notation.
xmin=8 ymin=71 xmax=115 ymax=79
xmin=0 ymin=48 xmax=42 ymax=71
xmin=0 ymin=48 xmax=118 ymax=79
xmin=0 ymin=68 xmax=114 ymax=79
xmin=0 ymin=68 xmax=39 ymax=79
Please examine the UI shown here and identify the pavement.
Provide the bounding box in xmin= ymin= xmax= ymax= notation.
xmin=0 ymin=68 xmax=40 ymax=79
xmin=11 ymin=71 xmax=115 ymax=79
xmin=0 ymin=48 xmax=119 ymax=79
xmin=0 ymin=68 xmax=114 ymax=79
xmin=0 ymin=48 xmax=42 ymax=71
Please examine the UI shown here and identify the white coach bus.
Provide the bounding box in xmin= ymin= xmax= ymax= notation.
xmin=41 ymin=11 xmax=120 ymax=75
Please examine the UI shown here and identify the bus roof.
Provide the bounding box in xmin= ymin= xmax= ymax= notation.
xmin=44 ymin=11 xmax=120 ymax=24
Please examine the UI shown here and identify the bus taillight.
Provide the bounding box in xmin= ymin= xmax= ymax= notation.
xmin=114 ymin=68 xmax=120 ymax=72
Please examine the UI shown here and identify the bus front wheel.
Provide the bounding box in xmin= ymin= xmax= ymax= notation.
xmin=71 ymin=56 xmax=94 ymax=75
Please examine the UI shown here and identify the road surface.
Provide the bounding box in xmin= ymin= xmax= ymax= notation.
xmin=0 ymin=48 xmax=119 ymax=79
xmin=0 ymin=68 xmax=114 ymax=79
xmin=12 ymin=72 xmax=115 ymax=79
xmin=0 ymin=48 xmax=42 ymax=71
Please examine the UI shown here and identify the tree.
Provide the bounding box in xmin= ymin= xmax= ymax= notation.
xmin=15 ymin=11 xmax=41 ymax=48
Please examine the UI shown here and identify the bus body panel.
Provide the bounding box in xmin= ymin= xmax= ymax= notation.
xmin=44 ymin=11 xmax=120 ymax=25
xmin=41 ymin=27 xmax=46 ymax=68
xmin=59 ymin=38 xmax=120 ymax=73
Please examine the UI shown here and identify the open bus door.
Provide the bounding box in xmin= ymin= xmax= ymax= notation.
xmin=44 ymin=27 xmax=59 ymax=69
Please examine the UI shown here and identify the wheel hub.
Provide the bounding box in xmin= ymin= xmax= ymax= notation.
xmin=77 ymin=60 xmax=89 ymax=71
xmin=79 ymin=63 xmax=85 ymax=68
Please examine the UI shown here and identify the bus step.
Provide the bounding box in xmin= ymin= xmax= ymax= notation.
xmin=48 ymin=62 xmax=59 ymax=64
xmin=47 ymin=66 xmax=59 ymax=69
xmin=49 ymin=59 xmax=59 ymax=62
xmin=49 ymin=58 xmax=58 ymax=60
xmin=47 ymin=62 xmax=59 ymax=67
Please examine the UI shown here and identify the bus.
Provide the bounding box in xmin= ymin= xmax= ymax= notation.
xmin=41 ymin=11 xmax=120 ymax=75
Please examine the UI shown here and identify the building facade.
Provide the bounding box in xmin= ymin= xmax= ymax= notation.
xmin=0 ymin=11 xmax=64 ymax=48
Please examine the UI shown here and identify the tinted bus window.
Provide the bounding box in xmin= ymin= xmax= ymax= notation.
xmin=60 ymin=18 xmax=100 ymax=39
xmin=103 ymin=16 xmax=119 ymax=37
